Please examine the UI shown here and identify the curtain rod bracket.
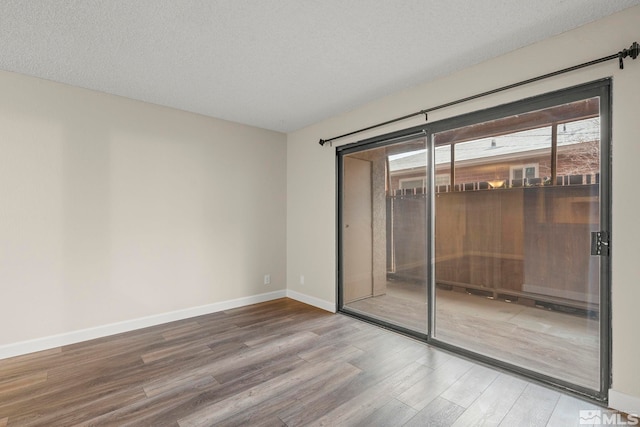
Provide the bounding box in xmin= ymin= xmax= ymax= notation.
xmin=320 ymin=138 xmax=336 ymax=146
xmin=618 ymin=41 xmax=639 ymax=69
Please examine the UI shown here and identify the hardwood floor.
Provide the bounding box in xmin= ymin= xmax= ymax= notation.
xmin=0 ymin=298 xmax=608 ymax=426
xmin=346 ymin=280 xmax=600 ymax=389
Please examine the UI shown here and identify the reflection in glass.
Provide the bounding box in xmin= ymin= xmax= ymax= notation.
xmin=433 ymin=99 xmax=601 ymax=390
xmin=340 ymin=96 xmax=604 ymax=392
xmin=341 ymin=139 xmax=428 ymax=333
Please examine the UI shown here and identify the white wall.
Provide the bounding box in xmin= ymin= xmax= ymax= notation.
xmin=0 ymin=70 xmax=287 ymax=348
xmin=287 ymin=6 xmax=640 ymax=411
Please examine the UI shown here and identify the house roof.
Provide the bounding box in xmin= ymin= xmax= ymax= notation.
xmin=388 ymin=117 xmax=600 ymax=172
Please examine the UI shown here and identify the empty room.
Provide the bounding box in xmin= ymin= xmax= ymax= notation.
xmin=1 ymin=1 xmax=639 ymax=426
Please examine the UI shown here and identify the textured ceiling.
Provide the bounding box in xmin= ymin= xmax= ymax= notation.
xmin=1 ymin=1 xmax=639 ymax=133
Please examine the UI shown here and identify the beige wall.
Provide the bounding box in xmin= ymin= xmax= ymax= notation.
xmin=0 ymin=70 xmax=287 ymax=346
xmin=287 ymin=5 xmax=640 ymax=405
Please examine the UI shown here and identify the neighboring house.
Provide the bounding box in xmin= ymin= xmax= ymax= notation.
xmin=388 ymin=117 xmax=600 ymax=193
xmin=385 ymin=116 xmax=602 ymax=308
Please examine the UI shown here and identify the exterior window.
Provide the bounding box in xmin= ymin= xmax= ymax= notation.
xmin=435 ymin=174 xmax=450 ymax=186
xmin=510 ymin=164 xmax=538 ymax=181
xmin=399 ymin=178 xmax=425 ymax=189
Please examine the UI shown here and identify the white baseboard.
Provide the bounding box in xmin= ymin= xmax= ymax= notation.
xmin=0 ymin=290 xmax=286 ymax=361
xmin=609 ymin=389 xmax=640 ymax=415
xmin=287 ymin=289 xmax=336 ymax=313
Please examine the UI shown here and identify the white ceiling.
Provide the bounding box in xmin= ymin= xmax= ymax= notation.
xmin=1 ymin=1 xmax=638 ymax=133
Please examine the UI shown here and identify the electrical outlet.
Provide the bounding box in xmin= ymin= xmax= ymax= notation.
xmin=300 ymin=275 xmax=305 ymax=285
xmin=264 ymin=274 xmax=271 ymax=285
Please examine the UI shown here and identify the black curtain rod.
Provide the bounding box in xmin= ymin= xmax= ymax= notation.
xmin=319 ymin=41 xmax=639 ymax=147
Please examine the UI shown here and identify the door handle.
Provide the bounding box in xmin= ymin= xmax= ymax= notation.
xmin=591 ymin=231 xmax=610 ymax=256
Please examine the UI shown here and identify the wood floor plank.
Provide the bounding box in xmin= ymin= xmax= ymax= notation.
xmin=0 ymin=297 xmax=616 ymax=427
xmin=213 ymin=352 xmax=306 ymax=386
xmin=297 ymin=341 xmax=364 ymax=363
xmin=0 ymin=347 xmax=61 ymax=372
xmin=276 ymin=371 xmax=370 ymax=427
xmin=353 ymin=398 xmax=418 ymax=427
xmin=349 ymin=281 xmax=600 ymax=389
xmin=143 ymin=371 xmax=218 ymax=398
xmin=160 ymin=321 xmax=208 ymax=340
xmin=546 ymin=394 xmax=604 ymax=427
xmin=450 ymin=373 xmax=528 ymax=427
xmin=215 ymin=361 xmax=363 ymax=426
xmin=81 ymin=375 xmax=220 ymax=427
xmin=415 ymin=347 xmax=454 ymax=370
xmin=397 ymin=356 xmax=474 ymax=411
xmin=0 ymin=371 xmax=48 ymax=395
xmin=499 ymin=383 xmax=561 ymax=427
xmin=7 ymin=385 xmax=147 ymax=427
xmin=305 ymin=382 xmax=395 ymax=426
xmin=177 ymin=360 xmax=360 ymax=426
xmin=141 ymin=342 xmax=214 ymax=364
xmin=205 ymin=339 xmax=249 ymax=358
xmin=304 ymin=360 xmax=436 ymax=426
xmin=440 ymin=364 xmax=500 ymax=408
xmin=0 ymin=349 xmax=61 ymax=387
xmin=203 ymin=316 xmax=310 ymax=350
xmin=0 ymin=358 xmax=147 ymax=419
xmin=350 ymin=328 xmax=414 ymax=354
xmin=278 ymin=361 xmax=431 ymax=426
xmin=403 ymin=396 xmax=466 ymax=427
xmin=222 ymin=415 xmax=287 ymax=427
xmin=207 ymin=331 xmax=319 ymax=381
xmin=349 ymin=339 xmax=422 ymax=372
xmin=135 ymin=345 xmax=233 ymax=396
xmin=241 ymin=327 xmax=316 ymax=348
xmin=161 ymin=321 xmax=240 ymax=345
xmin=134 ymin=355 xmax=309 ymax=426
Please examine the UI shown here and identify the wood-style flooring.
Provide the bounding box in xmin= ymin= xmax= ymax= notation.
xmin=0 ymin=298 xmax=610 ymax=426
xmin=346 ymin=281 xmax=599 ymax=389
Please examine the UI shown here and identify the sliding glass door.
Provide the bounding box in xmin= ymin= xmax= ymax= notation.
xmin=338 ymin=80 xmax=610 ymax=399
xmin=432 ymin=93 xmax=606 ymax=392
xmin=340 ymin=135 xmax=429 ymax=335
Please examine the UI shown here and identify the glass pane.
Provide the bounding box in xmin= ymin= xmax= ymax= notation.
xmin=525 ymin=167 xmax=536 ymax=179
xmin=514 ymin=169 xmax=523 ymax=180
xmin=400 ymin=178 xmax=424 ymax=189
xmin=433 ymin=97 xmax=601 ymax=390
xmin=341 ymin=138 xmax=428 ymax=333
